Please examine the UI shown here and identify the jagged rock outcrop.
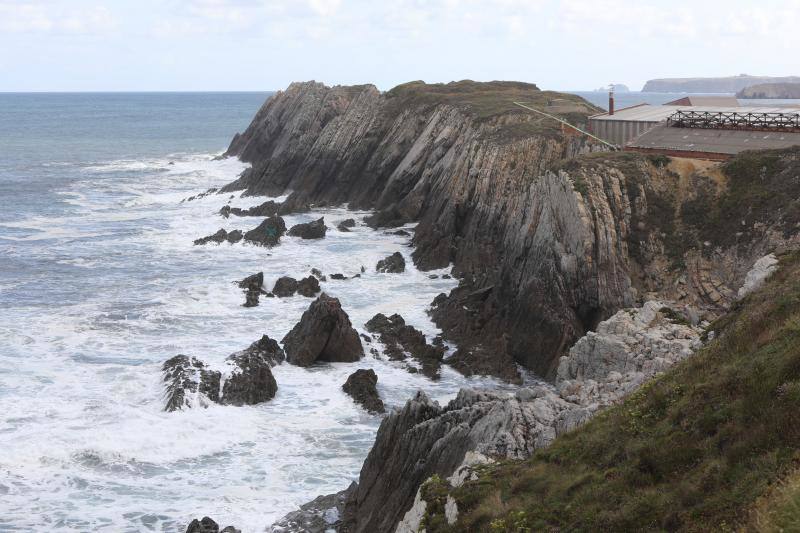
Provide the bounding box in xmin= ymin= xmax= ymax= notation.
xmin=222 ymin=80 xmax=800 ymax=381
xmin=243 ymin=215 xmax=286 ymax=247
xmin=238 ymin=272 xmax=266 ymax=307
xmin=193 ymin=229 xmax=242 ymax=245
xmin=162 ymin=355 xmax=221 ymax=411
xmin=185 ymin=516 xmax=240 ymax=533
xmin=221 ymin=350 xmax=278 ymax=406
xmin=297 ymin=275 xmax=321 ymax=297
xmin=162 ymin=336 xmax=283 ymax=411
xmin=288 ymin=217 xmax=327 ymax=239
xmin=737 ymin=253 xmax=778 ymax=299
xmin=220 ymin=200 xmax=279 ymax=218
xmin=269 ymin=486 xmax=354 ymax=533
xmin=272 ymin=276 xmax=298 ymax=297
xmin=329 ymin=301 xmax=703 ymax=531
xmin=342 ymin=369 xmax=385 ymax=414
xmin=282 ymin=294 xmax=364 ymax=366
xmin=375 ymin=252 xmax=405 ymax=273
xmin=365 ymin=313 xmax=444 ymax=379
xmin=446 ymin=343 xmax=521 ymax=384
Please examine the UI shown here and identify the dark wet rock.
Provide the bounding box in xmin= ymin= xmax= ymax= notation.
xmin=329 ymin=273 xmax=347 ymax=280
xmin=389 ymin=229 xmax=410 ymax=237
xmin=376 ymin=252 xmax=405 ymax=273
xmin=365 ymin=313 xmax=444 ymax=379
xmin=270 ymin=485 xmax=354 ymax=533
xmin=230 ymin=334 xmax=285 ymax=367
xmin=221 ymin=350 xmax=278 ymax=406
xmin=360 ymin=266 xmax=365 ymax=273
xmin=161 ymin=355 xmax=221 ymax=411
xmin=220 ymin=200 xmax=279 ymax=218
xmin=343 ymin=369 xmax=385 ymax=414
xmin=364 ymin=207 xmax=407 ymax=229
xmin=288 ymin=217 xmax=327 ymax=239
xmin=185 ymin=516 xmax=240 ymax=533
xmin=310 ymin=268 xmax=324 ymax=280
xmin=238 ymin=272 xmax=265 ymax=307
xmin=226 ymin=229 xmax=243 ymax=243
xmin=337 ymin=218 xmax=356 ymax=232
xmin=297 ymin=276 xmax=321 ymax=297
xmin=193 ymin=229 xmax=229 ymax=246
xmin=428 ymin=274 xmax=439 ymax=279
xmin=243 ymin=215 xmax=286 ymax=247
xmin=282 ymin=294 xmax=364 ymax=366
xmin=442 ymin=274 xmax=452 ymax=279
xmin=272 ymin=276 xmax=298 ymax=297
xmin=447 ymin=343 xmax=522 ymax=384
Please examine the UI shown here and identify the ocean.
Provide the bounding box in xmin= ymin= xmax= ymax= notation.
xmin=0 ymin=93 xmax=508 ymax=531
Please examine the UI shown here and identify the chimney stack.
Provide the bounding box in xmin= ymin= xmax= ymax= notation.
xmin=608 ymin=85 xmax=615 ymax=116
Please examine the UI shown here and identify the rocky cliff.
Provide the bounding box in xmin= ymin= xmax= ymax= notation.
xmin=737 ymin=82 xmax=800 ymax=99
xmin=642 ymin=74 xmax=800 ymax=93
xmin=223 ymin=81 xmax=799 ymax=379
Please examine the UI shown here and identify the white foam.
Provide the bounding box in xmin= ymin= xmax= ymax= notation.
xmin=0 ymin=151 xmax=505 ymax=531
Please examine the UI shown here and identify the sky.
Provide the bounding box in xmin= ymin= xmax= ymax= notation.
xmin=1 ymin=0 xmax=798 ymax=92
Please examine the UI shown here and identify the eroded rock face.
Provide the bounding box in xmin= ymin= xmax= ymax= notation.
xmin=738 ymin=253 xmax=779 ymax=299
xmin=288 ymin=217 xmax=327 ymax=239
xmin=365 ymin=313 xmax=444 ymax=379
xmin=243 ymin=215 xmax=286 ymax=247
xmin=342 ymin=369 xmax=385 ymax=414
xmin=162 ymin=355 xmax=221 ymax=411
xmin=282 ymin=294 xmax=364 ymax=366
xmin=375 ymin=252 xmax=405 ymax=273
xmin=337 ymin=301 xmax=703 ymax=532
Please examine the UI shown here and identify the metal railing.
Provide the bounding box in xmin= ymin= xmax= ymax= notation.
xmin=667 ymin=110 xmax=800 ymax=132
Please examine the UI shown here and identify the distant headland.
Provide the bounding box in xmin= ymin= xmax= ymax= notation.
xmin=643 ymin=74 xmax=800 ymax=93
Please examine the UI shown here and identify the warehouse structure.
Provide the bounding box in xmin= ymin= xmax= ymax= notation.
xmin=587 ymin=91 xmax=800 ymax=159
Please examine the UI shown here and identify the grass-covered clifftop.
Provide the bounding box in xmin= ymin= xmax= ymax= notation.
xmin=424 ymin=251 xmax=800 ymax=532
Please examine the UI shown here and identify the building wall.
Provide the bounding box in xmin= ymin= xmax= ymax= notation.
xmin=588 ymin=119 xmax=661 ymax=146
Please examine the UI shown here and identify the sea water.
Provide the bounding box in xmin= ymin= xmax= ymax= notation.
xmin=0 ymin=93 xmax=510 ymax=531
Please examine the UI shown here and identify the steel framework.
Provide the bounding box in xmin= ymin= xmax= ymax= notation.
xmin=667 ymin=110 xmax=800 ymax=132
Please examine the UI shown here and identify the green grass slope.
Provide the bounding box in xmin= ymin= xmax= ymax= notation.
xmin=427 ymin=251 xmax=800 ymax=532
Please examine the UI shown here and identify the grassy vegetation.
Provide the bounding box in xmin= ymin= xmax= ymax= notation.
xmin=681 ymin=147 xmax=800 ymax=248
xmin=383 ymin=80 xmax=600 ymax=140
xmin=422 ymin=251 xmax=800 ymax=532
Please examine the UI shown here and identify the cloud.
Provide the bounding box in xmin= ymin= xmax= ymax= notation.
xmin=0 ymin=2 xmax=117 ymax=34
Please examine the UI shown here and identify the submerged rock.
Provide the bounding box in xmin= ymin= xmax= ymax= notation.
xmin=185 ymin=516 xmax=240 ymax=533
xmin=161 ymin=355 xmax=221 ymax=411
xmin=337 ymin=218 xmax=356 ymax=232
xmin=376 ymin=252 xmax=405 ymax=273
xmin=282 ymin=294 xmax=364 ymax=366
xmin=192 ymin=227 xmax=247 ymax=245
xmin=288 ymin=217 xmax=327 ymax=239
xmin=243 ymin=215 xmax=286 ymax=247
xmin=342 ymin=369 xmax=385 ymax=414
xmin=297 ymin=276 xmax=321 ymax=297
xmin=365 ymin=313 xmax=444 ymax=379
xmin=272 ymin=276 xmax=298 ymax=297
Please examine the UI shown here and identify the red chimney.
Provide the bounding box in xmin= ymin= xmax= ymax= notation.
xmin=609 ymin=87 xmax=615 ymax=115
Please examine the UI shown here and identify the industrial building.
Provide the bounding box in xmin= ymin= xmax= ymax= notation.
xmin=587 ymin=92 xmax=800 ymax=159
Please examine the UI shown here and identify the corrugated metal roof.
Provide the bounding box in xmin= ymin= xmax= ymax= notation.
xmin=591 ymin=104 xmax=800 ymax=123
xmin=665 ymin=96 xmax=740 ymax=107
xmin=627 ymin=123 xmax=800 ymax=155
